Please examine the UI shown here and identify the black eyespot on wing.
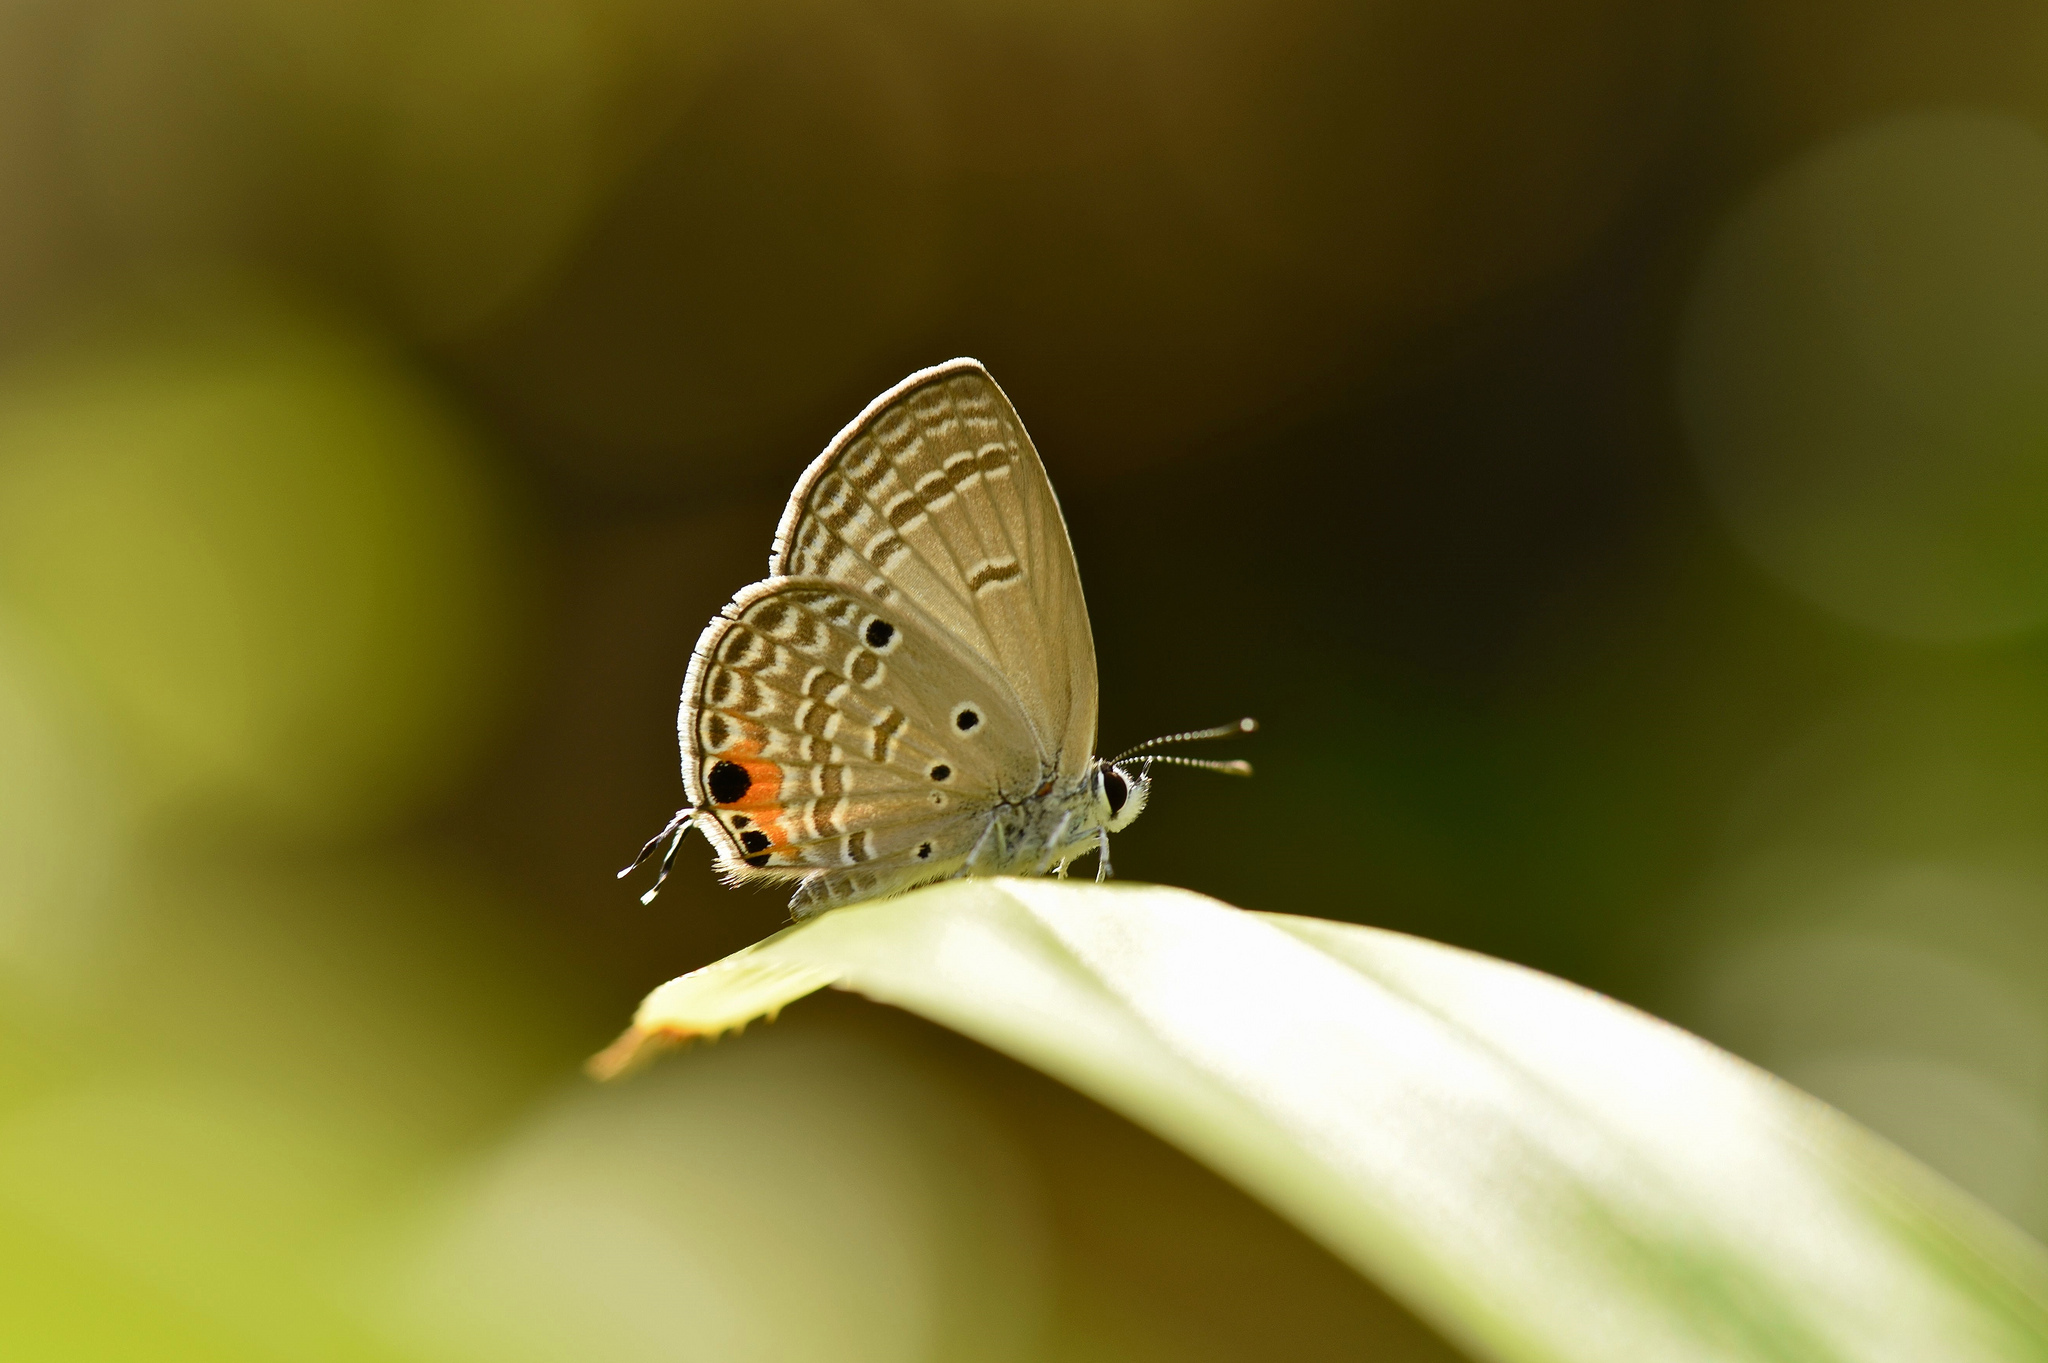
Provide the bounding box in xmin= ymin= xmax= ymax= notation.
xmin=739 ymin=828 xmax=772 ymax=868
xmin=930 ymin=764 xmax=951 ymax=781
xmin=955 ymin=708 xmax=980 ymax=732
xmin=865 ymin=619 xmax=894 ymax=649
xmin=918 ymin=842 xmax=932 ymax=859
xmin=708 ymin=760 xmax=751 ymax=804
xmin=1103 ymin=767 xmax=1128 ymax=816
xmin=731 ymin=814 xmax=751 ymax=828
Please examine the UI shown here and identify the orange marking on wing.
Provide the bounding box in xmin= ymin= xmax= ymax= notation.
xmin=717 ymin=733 xmax=792 ymax=854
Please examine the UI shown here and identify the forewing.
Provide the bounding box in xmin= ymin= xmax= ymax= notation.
xmin=679 ymin=578 xmax=1038 ymax=906
xmin=771 ymin=360 xmax=1098 ymax=778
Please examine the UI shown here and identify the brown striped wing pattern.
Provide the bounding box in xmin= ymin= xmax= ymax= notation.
xmin=680 ymin=578 xmax=1042 ymax=913
xmin=770 ymin=360 xmax=1098 ymax=779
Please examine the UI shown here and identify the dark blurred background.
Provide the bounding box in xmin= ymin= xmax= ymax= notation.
xmin=5 ymin=1 xmax=2048 ymax=1358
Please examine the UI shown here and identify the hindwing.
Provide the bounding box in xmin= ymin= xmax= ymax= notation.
xmin=680 ymin=577 xmax=1039 ymax=913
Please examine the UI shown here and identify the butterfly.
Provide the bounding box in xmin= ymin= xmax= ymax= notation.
xmin=622 ymin=359 xmax=1253 ymax=917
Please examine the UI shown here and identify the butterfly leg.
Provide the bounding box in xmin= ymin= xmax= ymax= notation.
xmin=963 ymin=818 xmax=1000 ymax=874
xmin=1041 ymin=813 xmax=1074 ymax=878
xmin=1094 ymin=827 xmax=1113 ymax=883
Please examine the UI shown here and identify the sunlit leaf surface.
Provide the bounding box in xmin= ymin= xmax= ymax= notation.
xmin=608 ymin=878 xmax=2048 ymax=1363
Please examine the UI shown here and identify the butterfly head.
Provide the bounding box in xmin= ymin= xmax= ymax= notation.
xmin=1093 ymin=718 xmax=1258 ymax=838
xmin=1096 ymin=760 xmax=1151 ymax=834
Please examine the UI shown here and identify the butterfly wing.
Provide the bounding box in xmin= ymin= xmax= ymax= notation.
xmin=680 ymin=577 xmax=1042 ymax=913
xmin=770 ymin=359 xmax=1098 ymax=780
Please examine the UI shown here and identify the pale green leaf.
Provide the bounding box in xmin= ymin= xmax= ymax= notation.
xmin=600 ymin=877 xmax=2048 ymax=1363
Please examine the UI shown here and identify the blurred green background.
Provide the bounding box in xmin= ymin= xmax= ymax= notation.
xmin=3 ymin=0 xmax=2048 ymax=1358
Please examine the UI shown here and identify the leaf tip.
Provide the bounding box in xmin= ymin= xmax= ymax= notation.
xmin=591 ymin=1018 xmax=768 ymax=1079
xmin=586 ymin=1024 xmax=686 ymax=1081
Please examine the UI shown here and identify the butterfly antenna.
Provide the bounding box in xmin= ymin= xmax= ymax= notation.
xmin=619 ymin=808 xmax=696 ymax=905
xmin=1140 ymin=755 xmax=1253 ymax=777
xmin=1110 ymin=717 xmax=1257 ymax=765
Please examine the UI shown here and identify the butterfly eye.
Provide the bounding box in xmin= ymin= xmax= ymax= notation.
xmin=1102 ymin=766 xmax=1128 ymax=816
